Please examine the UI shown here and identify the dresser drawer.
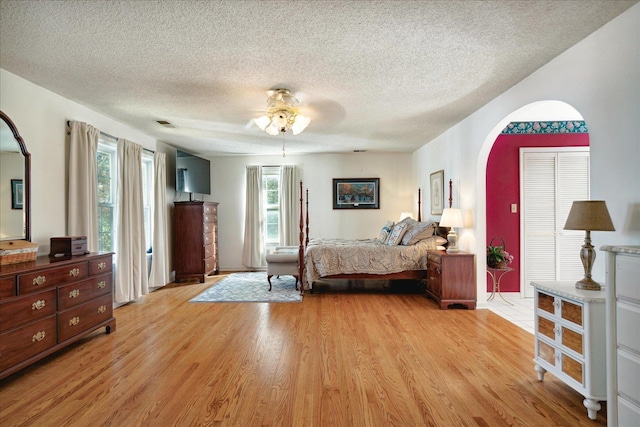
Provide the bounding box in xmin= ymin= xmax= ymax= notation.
xmin=204 ymin=243 xmax=214 ymax=259
xmin=203 ymin=213 xmax=217 ymax=223
xmin=0 ymin=315 xmax=57 ymax=371
xmin=89 ymin=256 xmax=112 ymax=276
xmin=617 ymin=301 xmax=640 ymax=353
xmin=616 ymin=255 xmax=640 ymax=301
xmin=18 ymin=262 xmax=88 ymax=294
xmin=618 ymin=396 xmax=640 ymax=427
xmin=57 ymin=274 xmax=112 ymax=311
xmin=205 ymin=256 xmax=216 ymax=274
xmin=617 ymin=350 xmax=640 ymax=406
xmin=204 ymin=232 xmax=214 ymax=246
xmin=561 ymin=299 xmax=583 ymax=327
xmin=0 ymin=289 xmax=57 ymax=332
xmin=204 ymin=204 xmax=217 ymax=215
xmin=58 ymin=293 xmax=113 ymax=342
xmin=0 ymin=276 xmax=15 ymax=299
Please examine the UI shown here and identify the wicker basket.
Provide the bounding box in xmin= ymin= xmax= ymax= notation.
xmin=0 ymin=240 xmax=39 ymax=265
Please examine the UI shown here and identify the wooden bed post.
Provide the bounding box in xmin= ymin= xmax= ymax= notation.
xmin=417 ymin=188 xmax=422 ymax=221
xmin=298 ymin=181 xmax=305 ymax=294
xmin=305 ymin=188 xmax=309 ymax=248
xmin=448 ymin=179 xmax=453 ymax=208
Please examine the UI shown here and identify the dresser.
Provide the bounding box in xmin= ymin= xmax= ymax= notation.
xmin=602 ymin=245 xmax=640 ymax=427
xmin=174 ymin=201 xmax=219 ymax=283
xmin=425 ymin=250 xmax=476 ymax=309
xmin=532 ymin=281 xmax=606 ymax=420
xmin=0 ymin=253 xmax=115 ymax=380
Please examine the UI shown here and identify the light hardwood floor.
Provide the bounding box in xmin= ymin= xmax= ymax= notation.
xmin=0 ymin=275 xmax=605 ymax=426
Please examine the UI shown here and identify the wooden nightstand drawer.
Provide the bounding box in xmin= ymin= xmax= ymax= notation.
xmin=427 ymin=252 xmax=442 ymax=264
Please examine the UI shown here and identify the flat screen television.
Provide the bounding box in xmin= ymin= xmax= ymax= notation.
xmin=175 ymin=150 xmax=211 ymax=196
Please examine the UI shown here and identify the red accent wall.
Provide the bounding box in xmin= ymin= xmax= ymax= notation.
xmin=486 ymin=133 xmax=590 ymax=292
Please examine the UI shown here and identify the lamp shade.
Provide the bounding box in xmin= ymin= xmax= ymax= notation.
xmin=399 ymin=212 xmax=413 ymax=222
xmin=564 ymin=201 xmax=615 ymax=231
xmin=439 ymin=208 xmax=463 ymax=228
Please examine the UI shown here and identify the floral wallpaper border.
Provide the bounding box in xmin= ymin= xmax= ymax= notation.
xmin=502 ymin=121 xmax=588 ymax=134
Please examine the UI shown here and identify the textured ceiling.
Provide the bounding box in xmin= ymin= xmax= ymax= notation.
xmin=0 ymin=0 xmax=636 ymax=156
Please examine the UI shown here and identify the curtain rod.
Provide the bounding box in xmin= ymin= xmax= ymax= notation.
xmin=66 ymin=120 xmax=155 ymax=153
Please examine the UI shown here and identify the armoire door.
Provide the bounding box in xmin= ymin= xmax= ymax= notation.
xmin=520 ymin=147 xmax=590 ymax=298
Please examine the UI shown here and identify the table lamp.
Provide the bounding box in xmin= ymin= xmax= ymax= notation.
xmin=439 ymin=208 xmax=463 ymax=253
xmin=563 ymin=200 xmax=615 ymax=290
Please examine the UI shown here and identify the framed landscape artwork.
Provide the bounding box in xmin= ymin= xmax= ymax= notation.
xmin=430 ymin=170 xmax=444 ymax=215
xmin=333 ymin=178 xmax=380 ymax=209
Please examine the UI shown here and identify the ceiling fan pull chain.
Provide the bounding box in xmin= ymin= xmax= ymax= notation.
xmin=282 ymin=131 xmax=286 ymax=157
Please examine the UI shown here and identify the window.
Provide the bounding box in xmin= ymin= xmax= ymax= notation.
xmin=96 ymin=139 xmax=154 ymax=256
xmin=97 ymin=140 xmax=117 ymax=253
xmin=262 ymin=166 xmax=280 ymax=248
xmin=141 ymin=152 xmax=154 ymax=253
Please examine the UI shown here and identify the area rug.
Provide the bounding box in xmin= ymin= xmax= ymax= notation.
xmin=190 ymin=272 xmax=302 ymax=303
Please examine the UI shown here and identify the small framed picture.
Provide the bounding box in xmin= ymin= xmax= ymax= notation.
xmin=11 ymin=179 xmax=23 ymax=210
xmin=430 ymin=170 xmax=444 ymax=215
xmin=333 ymin=178 xmax=380 ymax=209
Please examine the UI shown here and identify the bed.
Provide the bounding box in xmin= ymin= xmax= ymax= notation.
xmin=296 ymin=183 xmax=448 ymax=292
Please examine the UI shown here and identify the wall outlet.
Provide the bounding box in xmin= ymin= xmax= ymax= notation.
xmin=511 ymin=203 xmax=518 ymax=213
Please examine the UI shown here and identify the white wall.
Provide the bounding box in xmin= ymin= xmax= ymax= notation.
xmin=206 ymin=152 xmax=414 ymax=270
xmin=413 ymin=4 xmax=640 ymax=307
xmin=0 ymin=69 xmax=160 ymax=254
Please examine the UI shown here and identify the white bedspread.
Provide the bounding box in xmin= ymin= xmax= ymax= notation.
xmin=303 ymin=237 xmax=436 ymax=288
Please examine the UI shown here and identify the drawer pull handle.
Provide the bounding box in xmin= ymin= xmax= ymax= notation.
xmin=97 ymin=281 xmax=106 ymax=289
xmin=69 ymin=289 xmax=80 ymax=298
xmin=33 ymin=276 xmax=46 ymax=286
xmin=32 ymin=300 xmax=46 ymax=310
xmin=69 ymin=268 xmax=80 ymax=277
xmin=98 ymin=305 xmax=107 ymax=314
xmin=32 ymin=331 xmax=46 ymax=342
xmin=98 ymin=262 xmax=106 ymax=270
xmin=69 ymin=317 xmax=80 ymax=326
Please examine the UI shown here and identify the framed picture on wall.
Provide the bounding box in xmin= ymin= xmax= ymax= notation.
xmin=11 ymin=179 xmax=23 ymax=210
xmin=430 ymin=170 xmax=444 ymax=215
xmin=333 ymin=178 xmax=380 ymax=209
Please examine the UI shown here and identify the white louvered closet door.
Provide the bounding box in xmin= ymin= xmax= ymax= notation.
xmin=520 ymin=148 xmax=590 ymax=298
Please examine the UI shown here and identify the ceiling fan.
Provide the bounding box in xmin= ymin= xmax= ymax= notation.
xmin=252 ymin=88 xmax=312 ymax=136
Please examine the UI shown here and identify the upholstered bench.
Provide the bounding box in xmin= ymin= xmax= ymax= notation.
xmin=265 ymin=246 xmax=299 ymax=291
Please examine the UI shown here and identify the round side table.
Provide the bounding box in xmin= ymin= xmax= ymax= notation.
xmin=487 ymin=267 xmax=514 ymax=304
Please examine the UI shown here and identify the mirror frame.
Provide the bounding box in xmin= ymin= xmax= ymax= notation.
xmin=0 ymin=111 xmax=31 ymax=241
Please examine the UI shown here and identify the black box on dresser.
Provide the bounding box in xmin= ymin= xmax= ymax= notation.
xmin=49 ymin=236 xmax=88 ymax=257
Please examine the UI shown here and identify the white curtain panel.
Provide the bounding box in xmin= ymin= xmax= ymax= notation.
xmin=279 ymin=165 xmax=299 ymax=246
xmin=67 ymin=121 xmax=99 ymax=251
xmin=115 ymin=139 xmax=149 ymax=303
xmin=149 ymin=152 xmax=169 ymax=287
xmin=242 ymin=165 xmax=264 ymax=268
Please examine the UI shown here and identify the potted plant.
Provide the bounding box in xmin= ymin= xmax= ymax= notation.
xmin=487 ymin=238 xmax=514 ymax=269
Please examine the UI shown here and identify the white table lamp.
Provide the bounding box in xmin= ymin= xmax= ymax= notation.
xmin=439 ymin=208 xmax=463 ymax=253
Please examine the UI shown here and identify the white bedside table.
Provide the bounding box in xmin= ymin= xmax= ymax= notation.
xmin=532 ymin=281 xmax=606 ymax=420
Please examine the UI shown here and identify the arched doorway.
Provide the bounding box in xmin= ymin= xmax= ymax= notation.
xmin=476 ymin=101 xmax=589 ymax=304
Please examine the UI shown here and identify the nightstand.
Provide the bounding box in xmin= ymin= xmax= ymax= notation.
xmin=532 ymin=281 xmax=606 ymax=420
xmin=425 ymin=250 xmax=476 ymax=309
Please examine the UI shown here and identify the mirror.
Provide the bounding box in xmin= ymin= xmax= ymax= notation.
xmin=0 ymin=111 xmax=31 ymax=241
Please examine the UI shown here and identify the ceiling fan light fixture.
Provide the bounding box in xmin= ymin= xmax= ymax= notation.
xmin=255 ymin=88 xmax=311 ymax=136
xmin=291 ymin=114 xmax=311 ymax=135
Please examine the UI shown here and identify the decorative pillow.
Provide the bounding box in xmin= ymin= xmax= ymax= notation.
xmin=401 ymin=221 xmax=436 ymax=245
xmin=378 ymin=220 xmax=395 ymax=243
xmin=386 ymin=222 xmax=409 ymax=246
